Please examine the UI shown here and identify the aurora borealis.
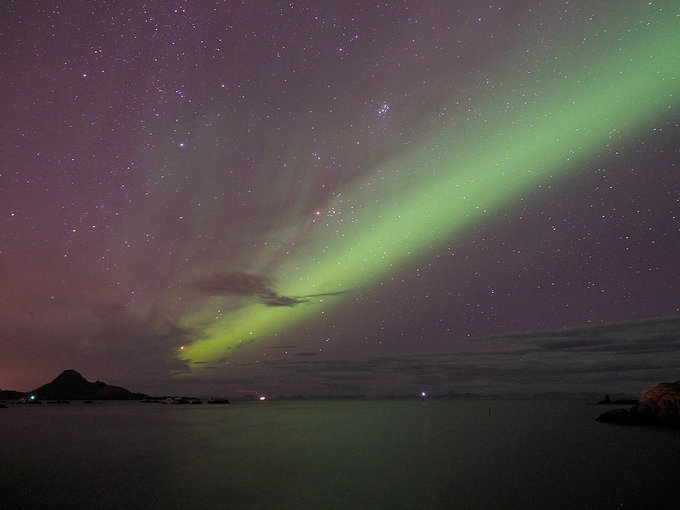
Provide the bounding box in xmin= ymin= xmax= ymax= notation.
xmin=2 ymin=1 xmax=679 ymax=396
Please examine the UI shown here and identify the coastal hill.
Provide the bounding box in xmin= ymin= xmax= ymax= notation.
xmin=29 ymin=369 xmax=149 ymax=400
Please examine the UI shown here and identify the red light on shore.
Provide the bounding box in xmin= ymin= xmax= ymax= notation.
xmin=259 ymin=396 xmax=266 ymax=401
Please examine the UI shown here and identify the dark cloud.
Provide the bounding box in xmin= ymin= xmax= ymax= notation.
xmin=188 ymin=271 xmax=273 ymax=297
xmin=198 ymin=316 xmax=680 ymax=397
xmin=259 ymin=294 xmax=310 ymax=307
xmin=306 ymin=291 xmax=351 ymax=299
xmin=187 ymin=270 xmax=299 ymax=306
xmin=522 ymin=317 xmax=680 ymax=354
xmin=187 ymin=270 xmax=347 ymax=307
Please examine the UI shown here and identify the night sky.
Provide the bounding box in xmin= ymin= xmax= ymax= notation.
xmin=2 ymin=1 xmax=679 ymax=397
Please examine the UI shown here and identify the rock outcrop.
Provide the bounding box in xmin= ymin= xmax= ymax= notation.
xmin=596 ymin=380 xmax=680 ymax=427
xmin=637 ymin=381 xmax=680 ymax=418
xmin=597 ymin=394 xmax=637 ymax=405
xmin=30 ymin=369 xmax=149 ymax=400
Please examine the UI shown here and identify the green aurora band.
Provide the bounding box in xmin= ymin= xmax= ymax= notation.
xmin=180 ymin=9 xmax=680 ymax=368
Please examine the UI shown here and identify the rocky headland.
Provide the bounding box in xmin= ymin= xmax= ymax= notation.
xmin=596 ymin=380 xmax=680 ymax=427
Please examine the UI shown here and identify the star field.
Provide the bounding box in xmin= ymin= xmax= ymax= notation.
xmin=1 ymin=1 xmax=678 ymax=396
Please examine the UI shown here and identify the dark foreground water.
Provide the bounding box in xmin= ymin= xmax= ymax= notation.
xmin=1 ymin=399 xmax=679 ymax=509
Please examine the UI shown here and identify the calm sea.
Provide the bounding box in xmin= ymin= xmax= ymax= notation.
xmin=1 ymin=399 xmax=679 ymax=509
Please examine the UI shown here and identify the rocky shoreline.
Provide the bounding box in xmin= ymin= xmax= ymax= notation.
xmin=596 ymin=380 xmax=680 ymax=427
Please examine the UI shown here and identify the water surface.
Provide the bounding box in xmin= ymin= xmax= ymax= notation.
xmin=1 ymin=400 xmax=679 ymax=509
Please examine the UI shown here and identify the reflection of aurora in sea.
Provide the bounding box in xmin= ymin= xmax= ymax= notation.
xmin=180 ymin=8 xmax=680 ymax=368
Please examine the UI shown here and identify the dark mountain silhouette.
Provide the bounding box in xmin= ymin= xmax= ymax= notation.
xmin=30 ymin=369 xmax=149 ymax=400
